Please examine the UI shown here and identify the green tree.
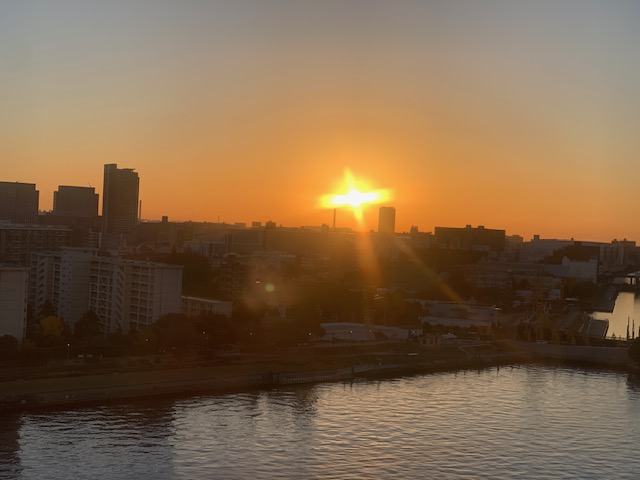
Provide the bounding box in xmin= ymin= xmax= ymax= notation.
xmin=570 ymin=281 xmax=598 ymax=301
xmin=74 ymin=310 xmax=102 ymax=340
xmin=629 ymin=338 xmax=640 ymax=363
xmin=38 ymin=299 xmax=57 ymax=320
xmin=135 ymin=326 xmax=158 ymax=354
xmin=153 ymin=313 xmax=199 ymax=350
xmin=104 ymin=330 xmax=133 ymax=357
xmin=31 ymin=315 xmax=69 ymax=348
xmin=0 ymin=335 xmax=18 ymax=350
xmin=40 ymin=316 xmax=65 ymax=337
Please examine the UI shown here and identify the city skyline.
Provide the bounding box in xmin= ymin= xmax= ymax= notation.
xmin=3 ymin=1 xmax=640 ymax=241
xmin=2 ymin=164 xmax=638 ymax=244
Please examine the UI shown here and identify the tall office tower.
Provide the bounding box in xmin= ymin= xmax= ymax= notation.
xmin=0 ymin=182 xmax=39 ymax=224
xmin=53 ymin=186 xmax=99 ymax=219
xmin=101 ymin=164 xmax=139 ymax=246
xmin=378 ymin=206 xmax=396 ymax=235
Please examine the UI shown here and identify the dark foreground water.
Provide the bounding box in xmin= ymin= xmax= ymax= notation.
xmin=2 ymin=365 xmax=640 ymax=479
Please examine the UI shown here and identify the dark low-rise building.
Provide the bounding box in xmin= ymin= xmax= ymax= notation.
xmin=0 ymin=225 xmax=72 ymax=266
xmin=434 ymin=225 xmax=505 ymax=254
xmin=0 ymin=181 xmax=39 ymax=224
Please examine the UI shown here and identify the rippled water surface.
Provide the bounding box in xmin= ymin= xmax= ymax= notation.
xmin=3 ymin=365 xmax=640 ymax=479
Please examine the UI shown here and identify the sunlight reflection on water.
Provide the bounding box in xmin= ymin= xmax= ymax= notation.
xmin=593 ymin=291 xmax=640 ymax=339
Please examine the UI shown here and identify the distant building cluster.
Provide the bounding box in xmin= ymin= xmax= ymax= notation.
xmin=0 ymin=164 xmax=176 ymax=341
xmin=0 ymin=163 xmax=639 ymax=345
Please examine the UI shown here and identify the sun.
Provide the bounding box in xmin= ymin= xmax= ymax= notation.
xmin=319 ymin=169 xmax=392 ymax=225
xmin=331 ymin=189 xmax=381 ymax=208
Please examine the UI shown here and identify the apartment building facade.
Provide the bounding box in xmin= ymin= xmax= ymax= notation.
xmin=31 ymin=248 xmax=182 ymax=332
xmin=0 ymin=265 xmax=29 ymax=341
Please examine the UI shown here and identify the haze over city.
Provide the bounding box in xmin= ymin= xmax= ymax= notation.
xmin=3 ymin=1 xmax=640 ymax=241
xmin=6 ymin=3 xmax=640 ymax=478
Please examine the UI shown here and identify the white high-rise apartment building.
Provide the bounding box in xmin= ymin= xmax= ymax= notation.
xmin=89 ymin=257 xmax=182 ymax=332
xmin=31 ymin=248 xmax=95 ymax=325
xmin=30 ymin=251 xmax=60 ymax=316
xmin=0 ymin=265 xmax=29 ymax=341
xmin=59 ymin=248 xmax=95 ymax=326
xmin=30 ymin=248 xmax=182 ymax=332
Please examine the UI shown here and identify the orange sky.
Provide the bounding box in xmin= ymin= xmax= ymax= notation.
xmin=2 ymin=1 xmax=640 ymax=242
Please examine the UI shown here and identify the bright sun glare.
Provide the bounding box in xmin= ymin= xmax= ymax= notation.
xmin=320 ymin=169 xmax=392 ymax=224
xmin=330 ymin=189 xmax=380 ymax=208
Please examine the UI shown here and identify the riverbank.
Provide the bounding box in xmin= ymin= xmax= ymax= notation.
xmin=503 ymin=339 xmax=630 ymax=370
xmin=0 ymin=343 xmax=525 ymax=412
xmin=2 ymin=338 xmax=633 ymax=412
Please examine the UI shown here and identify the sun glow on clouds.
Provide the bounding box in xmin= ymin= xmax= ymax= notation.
xmin=319 ymin=169 xmax=392 ymax=225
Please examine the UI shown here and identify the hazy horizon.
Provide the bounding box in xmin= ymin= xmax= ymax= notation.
xmin=3 ymin=1 xmax=640 ymax=242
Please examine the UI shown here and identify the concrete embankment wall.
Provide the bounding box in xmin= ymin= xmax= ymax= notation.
xmin=0 ymin=364 xmax=274 ymax=411
xmin=278 ymin=367 xmax=355 ymax=385
xmin=0 ymin=352 xmax=529 ymax=411
xmin=504 ymin=340 xmax=629 ymax=367
xmin=30 ymin=373 xmax=269 ymax=408
xmin=357 ymin=352 xmax=528 ymax=379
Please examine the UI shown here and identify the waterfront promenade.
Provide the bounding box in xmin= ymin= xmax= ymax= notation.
xmin=0 ymin=338 xmax=633 ymax=412
xmin=0 ymin=343 xmax=525 ymax=411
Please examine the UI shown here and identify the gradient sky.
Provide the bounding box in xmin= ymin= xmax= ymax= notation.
xmin=2 ymin=1 xmax=640 ymax=241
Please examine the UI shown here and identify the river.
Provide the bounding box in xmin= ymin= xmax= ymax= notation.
xmin=593 ymin=291 xmax=640 ymax=339
xmin=2 ymin=365 xmax=640 ymax=479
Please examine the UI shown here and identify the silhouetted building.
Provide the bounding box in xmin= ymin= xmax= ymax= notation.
xmin=101 ymin=164 xmax=139 ymax=247
xmin=44 ymin=186 xmax=101 ymax=248
xmin=409 ymin=226 xmax=432 ymax=249
xmin=182 ymin=296 xmax=233 ymax=318
xmin=602 ymin=239 xmax=637 ymax=273
xmin=434 ymin=225 xmax=505 ymax=253
xmin=225 ymin=228 xmax=264 ymax=254
xmin=53 ymin=185 xmax=99 ymax=219
xmin=0 ymin=225 xmax=72 ymax=266
xmin=264 ymin=228 xmax=332 ymax=255
xmin=219 ymin=255 xmax=249 ymax=301
xmin=378 ymin=206 xmax=396 ymax=235
xmin=0 ymin=265 xmax=29 ymax=342
xmin=0 ymin=181 xmax=39 ymax=224
xmin=38 ymin=212 xmax=100 ymax=248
